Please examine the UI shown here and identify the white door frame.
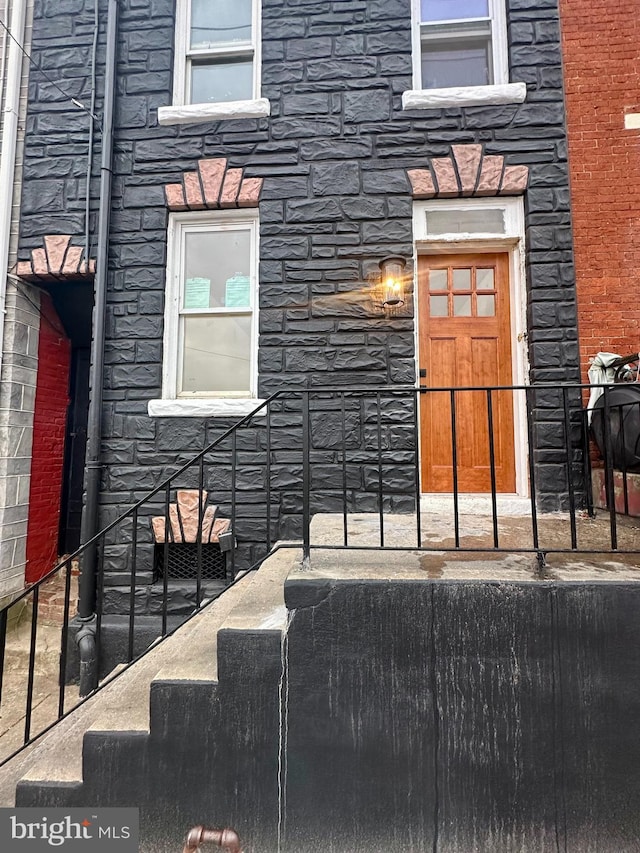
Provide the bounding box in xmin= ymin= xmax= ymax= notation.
xmin=412 ymin=197 xmax=529 ymax=496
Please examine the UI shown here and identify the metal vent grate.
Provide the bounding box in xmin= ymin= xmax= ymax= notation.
xmin=154 ymin=543 xmax=227 ymax=580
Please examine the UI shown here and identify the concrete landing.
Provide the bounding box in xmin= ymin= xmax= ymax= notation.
xmin=309 ymin=507 xmax=640 ymax=581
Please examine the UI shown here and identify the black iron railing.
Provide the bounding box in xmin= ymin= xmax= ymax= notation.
xmin=0 ymin=382 xmax=638 ymax=766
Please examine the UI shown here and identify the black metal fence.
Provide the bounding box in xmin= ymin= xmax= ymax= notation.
xmin=1 ymin=382 xmax=639 ymax=765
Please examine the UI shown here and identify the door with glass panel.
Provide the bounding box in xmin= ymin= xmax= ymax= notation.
xmin=418 ymin=253 xmax=515 ymax=493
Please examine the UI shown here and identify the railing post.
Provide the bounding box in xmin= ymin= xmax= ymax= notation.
xmin=341 ymin=393 xmax=349 ymax=547
xmin=0 ymin=608 xmax=6 ymax=708
xmin=266 ymin=401 xmax=272 ymax=552
xmin=562 ymin=387 xmax=578 ymax=549
xmin=449 ymin=389 xmax=460 ymax=548
xmin=58 ymin=557 xmax=74 ymax=716
xmin=128 ymin=510 xmax=138 ymax=662
xmin=230 ymin=432 xmax=237 ymax=580
xmin=525 ymin=386 xmax=540 ymax=554
xmin=24 ymin=585 xmax=40 ymax=744
xmin=486 ymin=388 xmax=499 ymax=548
xmin=602 ymin=386 xmax=618 ymax=550
xmin=196 ymin=456 xmax=204 ymax=605
xmin=413 ymin=390 xmax=422 ymax=548
xmin=376 ymin=390 xmax=384 ymax=548
xmin=302 ymin=391 xmax=311 ymax=566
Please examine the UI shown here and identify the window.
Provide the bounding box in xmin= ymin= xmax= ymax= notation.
xmin=425 ymin=208 xmax=505 ymax=235
xmin=413 ymin=198 xmax=524 ymax=244
xmin=174 ymin=0 xmax=260 ymax=106
xmin=411 ymin=0 xmax=510 ymax=93
xmin=161 ymin=212 xmax=259 ymax=405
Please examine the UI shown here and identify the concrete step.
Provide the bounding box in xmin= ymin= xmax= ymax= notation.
xmin=217 ymin=547 xmax=296 ymax=636
xmin=151 ymin=571 xmax=256 ymax=685
xmin=0 ymin=575 xmax=256 ymax=803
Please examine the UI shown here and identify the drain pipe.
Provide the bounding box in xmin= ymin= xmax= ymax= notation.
xmin=0 ymin=0 xmax=28 ymax=378
xmin=76 ymin=0 xmax=118 ymax=696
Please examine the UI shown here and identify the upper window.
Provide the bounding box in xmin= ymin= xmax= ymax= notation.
xmin=414 ymin=0 xmax=508 ymax=90
xmin=174 ymin=0 xmax=260 ymax=106
xmin=162 ymin=212 xmax=259 ymax=400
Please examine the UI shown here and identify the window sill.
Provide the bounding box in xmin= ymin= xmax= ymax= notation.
xmin=402 ymin=83 xmax=526 ymax=111
xmin=158 ymin=98 xmax=271 ymax=126
xmin=148 ymin=398 xmax=266 ymax=418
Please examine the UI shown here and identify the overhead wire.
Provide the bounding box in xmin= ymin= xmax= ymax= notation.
xmin=0 ymin=15 xmax=103 ymax=127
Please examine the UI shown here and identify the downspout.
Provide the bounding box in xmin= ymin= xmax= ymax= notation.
xmin=0 ymin=0 xmax=28 ymax=376
xmin=76 ymin=0 xmax=118 ymax=696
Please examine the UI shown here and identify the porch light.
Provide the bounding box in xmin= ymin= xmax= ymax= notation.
xmin=378 ymin=256 xmax=406 ymax=307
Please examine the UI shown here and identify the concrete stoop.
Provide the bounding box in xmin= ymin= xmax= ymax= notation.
xmin=0 ymin=548 xmax=295 ymax=852
xmin=4 ymin=544 xmax=640 ymax=853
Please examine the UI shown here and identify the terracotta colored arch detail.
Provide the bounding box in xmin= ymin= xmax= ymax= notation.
xmin=164 ymin=157 xmax=263 ymax=211
xmin=407 ymin=144 xmax=529 ymax=199
xmin=16 ymin=235 xmax=96 ymax=280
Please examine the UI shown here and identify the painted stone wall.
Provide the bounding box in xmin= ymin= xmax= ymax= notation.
xmin=559 ymin=0 xmax=640 ymax=375
xmin=17 ymin=0 xmax=580 ymax=615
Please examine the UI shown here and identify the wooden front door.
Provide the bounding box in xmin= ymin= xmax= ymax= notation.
xmin=418 ymin=253 xmax=516 ymax=493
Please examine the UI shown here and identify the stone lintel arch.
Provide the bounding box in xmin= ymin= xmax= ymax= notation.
xmin=16 ymin=235 xmax=96 ymax=281
xmin=164 ymin=157 xmax=263 ymax=212
xmin=408 ymin=144 xmax=529 ymax=200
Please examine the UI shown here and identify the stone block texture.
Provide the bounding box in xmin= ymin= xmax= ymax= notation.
xmin=559 ymin=0 xmax=640 ymax=374
xmin=0 ymin=0 xmax=37 ymax=600
xmin=16 ymin=0 xmax=581 ymax=611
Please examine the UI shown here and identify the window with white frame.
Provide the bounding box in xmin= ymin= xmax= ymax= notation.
xmin=415 ymin=0 xmax=508 ymax=90
xmin=163 ymin=212 xmax=259 ymax=401
xmin=174 ymin=0 xmax=260 ymax=106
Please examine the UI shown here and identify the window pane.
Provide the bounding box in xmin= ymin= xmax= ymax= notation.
xmin=184 ymin=229 xmax=251 ymax=309
xmin=191 ymin=59 xmax=253 ymax=104
xmin=430 ymin=295 xmax=448 ymax=316
xmin=181 ymin=315 xmax=252 ymax=395
xmin=476 ymin=269 xmax=495 ymax=290
xmin=191 ymin=0 xmax=252 ymax=49
xmin=421 ymin=0 xmax=489 ymax=22
xmin=426 ymin=209 xmax=505 ymax=235
xmin=452 ymin=269 xmax=471 ymax=290
xmin=453 ymin=295 xmax=471 ymax=316
xmin=477 ymin=294 xmax=496 ymax=316
xmin=429 ymin=269 xmax=448 ymax=291
xmin=422 ymin=38 xmax=491 ymax=88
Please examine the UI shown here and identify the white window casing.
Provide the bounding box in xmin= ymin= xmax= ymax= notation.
xmin=149 ymin=210 xmax=264 ymax=418
xmin=405 ymin=0 xmax=525 ymax=110
xmin=160 ymin=0 xmax=269 ymax=126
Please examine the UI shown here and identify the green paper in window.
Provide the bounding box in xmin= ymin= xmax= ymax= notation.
xmin=184 ymin=277 xmax=211 ymax=309
xmin=225 ymin=273 xmax=251 ymax=307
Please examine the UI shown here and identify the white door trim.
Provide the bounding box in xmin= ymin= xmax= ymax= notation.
xmin=412 ymin=197 xmax=529 ymax=496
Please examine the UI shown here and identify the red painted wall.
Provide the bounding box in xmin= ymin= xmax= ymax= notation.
xmin=25 ymin=294 xmax=71 ymax=584
xmin=560 ymin=0 xmax=640 ymax=376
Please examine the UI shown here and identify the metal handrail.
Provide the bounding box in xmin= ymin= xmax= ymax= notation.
xmin=0 ymin=381 xmax=637 ymax=767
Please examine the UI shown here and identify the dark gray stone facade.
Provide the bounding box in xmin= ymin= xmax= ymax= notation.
xmin=18 ymin=0 xmax=580 ymax=612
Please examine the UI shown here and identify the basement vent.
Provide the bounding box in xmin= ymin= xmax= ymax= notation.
xmin=154 ymin=543 xmax=227 ymax=581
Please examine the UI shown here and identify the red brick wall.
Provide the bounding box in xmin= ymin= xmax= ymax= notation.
xmin=559 ymin=0 xmax=640 ymax=377
xmin=25 ymin=295 xmax=71 ymax=584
